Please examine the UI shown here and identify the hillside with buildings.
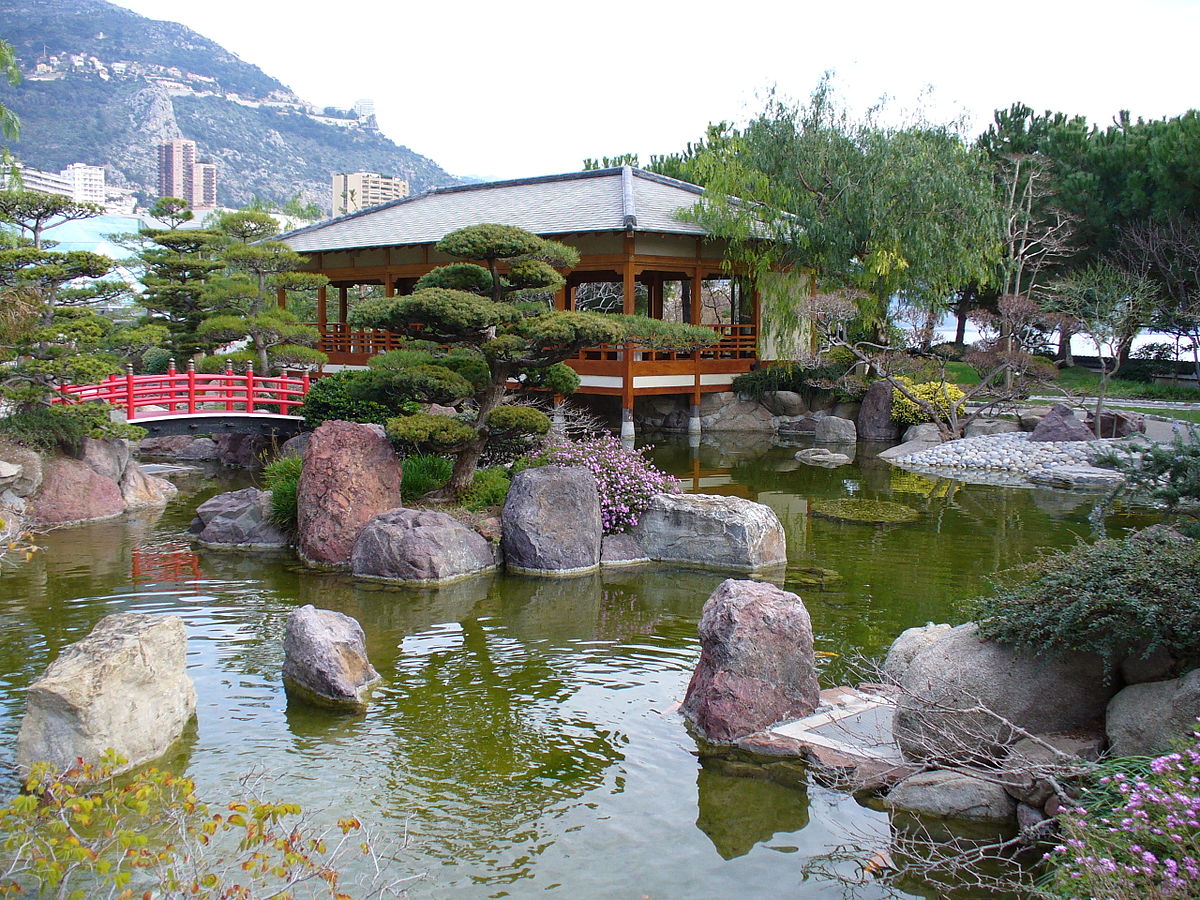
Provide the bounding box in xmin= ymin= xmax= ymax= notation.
xmin=0 ymin=0 xmax=457 ymax=211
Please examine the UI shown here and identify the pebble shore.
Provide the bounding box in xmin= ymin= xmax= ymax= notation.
xmin=894 ymin=431 xmax=1122 ymax=477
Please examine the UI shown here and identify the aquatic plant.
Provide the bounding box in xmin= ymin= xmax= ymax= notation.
xmin=810 ymin=498 xmax=919 ymax=524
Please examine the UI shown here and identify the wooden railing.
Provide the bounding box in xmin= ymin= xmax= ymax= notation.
xmin=59 ymin=360 xmax=310 ymax=419
xmin=311 ymin=323 xmax=407 ymax=357
xmin=575 ymin=323 xmax=757 ymax=364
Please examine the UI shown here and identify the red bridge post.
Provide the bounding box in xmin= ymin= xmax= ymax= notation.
xmin=224 ymin=360 xmax=235 ymax=412
xmin=124 ymin=364 xmax=136 ymax=420
xmin=187 ymin=360 xmax=197 ymax=414
xmin=245 ymin=362 xmax=255 ymax=414
xmin=166 ymin=359 xmax=177 ymax=413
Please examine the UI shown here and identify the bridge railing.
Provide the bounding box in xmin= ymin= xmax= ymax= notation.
xmin=59 ymin=360 xmax=311 ymax=420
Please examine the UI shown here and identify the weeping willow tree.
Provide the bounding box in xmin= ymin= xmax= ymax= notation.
xmin=686 ymin=78 xmax=1003 ymax=352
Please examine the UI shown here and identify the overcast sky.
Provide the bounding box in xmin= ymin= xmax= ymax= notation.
xmin=111 ymin=0 xmax=1198 ymax=181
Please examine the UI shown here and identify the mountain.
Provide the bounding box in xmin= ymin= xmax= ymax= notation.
xmin=0 ymin=0 xmax=458 ymax=211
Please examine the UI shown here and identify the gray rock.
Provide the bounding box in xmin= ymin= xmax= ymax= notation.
xmin=1027 ymin=465 xmax=1125 ymax=488
xmin=903 ymin=423 xmax=943 ymax=444
xmin=762 ymin=390 xmax=808 ymax=417
xmin=0 ymin=444 xmax=42 ymax=496
xmin=702 ymin=396 xmax=775 ymax=432
xmin=815 ymin=415 xmax=857 ymax=443
xmin=192 ymin=487 xmax=289 ymax=550
xmin=120 ymin=462 xmax=178 ymax=509
xmin=1028 ymin=404 xmax=1096 ymax=442
xmin=279 ymin=432 xmax=310 ymax=458
xmin=1001 ymin=732 xmax=1104 ymax=807
xmin=79 ymin=437 xmax=131 ymax=482
xmin=1019 ymin=411 xmax=1047 ymax=432
xmin=857 ymin=381 xmax=900 ymax=442
xmin=214 ymin=433 xmax=271 ymax=468
xmin=351 ymin=508 xmax=497 ymax=584
xmin=777 ymin=412 xmax=828 ymax=435
xmin=832 ymin=401 xmax=862 ymax=421
xmin=1120 ymin=644 xmax=1184 ymax=685
xmin=965 ymin=419 xmax=1020 ymax=438
xmin=794 ymin=448 xmax=851 ymax=467
xmin=1017 ymin=802 xmax=1048 ymax=831
xmin=632 ymin=493 xmax=787 ymax=573
xmin=600 ymin=532 xmax=649 ymax=567
xmin=1106 ymin=669 xmax=1200 ymax=756
xmin=894 ymin=623 xmax=1115 ymax=763
xmin=16 ymin=613 xmax=196 ymax=775
xmin=426 ymin=403 xmax=458 ymax=417
xmin=877 ymin=438 xmax=942 ymax=461
xmin=501 ymin=466 xmax=602 ymax=575
xmin=682 ymin=579 xmax=820 ymax=743
xmin=282 ymin=605 xmax=380 ymax=712
xmin=1086 ymin=410 xmax=1146 ymax=438
xmin=883 ymin=623 xmax=952 ymax=683
xmin=175 ymin=437 xmax=221 ymax=460
xmin=885 ymin=770 xmax=1017 ymax=822
xmin=138 ymin=435 xmax=202 ymax=456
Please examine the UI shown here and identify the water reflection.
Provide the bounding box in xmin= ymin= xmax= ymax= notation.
xmin=696 ymin=760 xmax=811 ymax=860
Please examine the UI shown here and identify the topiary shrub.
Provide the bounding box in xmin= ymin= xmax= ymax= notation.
xmin=974 ymin=526 xmax=1200 ymax=663
xmin=400 ymin=454 xmax=454 ymax=503
xmin=890 ymin=377 xmax=965 ymax=425
xmin=385 ymin=413 xmax=476 ymax=453
xmin=0 ymin=403 xmax=145 ymax=454
xmin=141 ymin=346 xmax=173 ymax=375
xmin=262 ymin=454 xmax=303 ymax=534
xmin=195 ymin=351 xmax=258 ymax=375
xmin=486 ymin=405 xmax=550 ymax=437
xmin=297 ymin=371 xmax=392 ymax=429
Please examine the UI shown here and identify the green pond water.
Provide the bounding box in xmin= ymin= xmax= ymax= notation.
xmin=0 ymin=435 xmax=1160 ymax=898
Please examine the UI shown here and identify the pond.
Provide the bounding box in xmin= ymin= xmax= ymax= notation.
xmin=0 ymin=435 xmax=1159 ymax=898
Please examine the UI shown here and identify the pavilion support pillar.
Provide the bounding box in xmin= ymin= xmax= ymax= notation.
xmin=338 ymin=286 xmax=349 ymax=325
xmin=276 ymin=287 xmax=287 ymax=310
xmin=689 ymin=267 xmax=704 ymax=435
xmin=316 ymin=286 xmax=328 ymax=329
xmin=385 ymin=279 xmax=395 ymax=298
xmin=620 ymin=237 xmax=636 ymax=442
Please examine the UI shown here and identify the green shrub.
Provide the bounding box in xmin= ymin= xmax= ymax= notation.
xmin=386 ymin=364 xmax=474 ymax=406
xmin=385 ymin=413 xmax=476 ymax=452
xmin=486 ymin=405 xmax=550 ymax=437
xmin=974 ymin=526 xmax=1200 ymax=663
xmin=262 ymin=454 xmax=303 ymax=534
xmin=1095 ymin=425 xmax=1200 ymax=537
xmin=731 ymin=363 xmax=849 ymax=402
xmin=462 ymin=466 xmax=511 ymax=511
xmin=196 ymin=350 xmax=258 ymax=374
xmin=0 ymin=403 xmax=145 ymax=454
xmin=890 ymin=377 xmax=965 ymax=425
xmin=401 ymin=454 xmax=453 ymax=503
xmin=141 ymin=346 xmax=174 ymax=375
xmin=297 ymin=371 xmax=392 ymax=429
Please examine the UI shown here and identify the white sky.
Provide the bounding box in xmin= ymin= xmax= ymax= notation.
xmin=111 ymin=0 xmax=1199 ymax=181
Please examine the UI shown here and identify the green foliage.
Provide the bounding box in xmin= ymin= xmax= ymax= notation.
xmin=1095 ymin=426 xmax=1200 ymax=536
xmin=297 ymin=371 xmax=392 ymax=428
xmin=386 ymin=364 xmax=474 ymax=406
xmin=520 ymin=361 xmax=580 ymax=396
xmin=890 ymin=377 xmax=966 ymax=425
xmin=486 ymin=405 xmax=551 ymax=437
xmin=436 ymin=224 xmax=548 ymax=262
xmin=461 ymin=466 xmax=511 ymax=511
xmin=400 ymin=454 xmax=454 ymax=503
xmin=141 ymin=346 xmax=173 ymax=375
xmin=385 ymin=413 xmax=476 ymax=453
xmin=415 ymin=263 xmax=493 ymax=294
xmin=262 ymin=454 xmax=302 ymax=534
xmin=0 ymin=750 xmax=379 ymax=899
xmin=975 ymin=526 xmax=1200 ymax=662
xmin=195 ymin=350 xmax=257 ymax=375
xmin=731 ymin=362 xmax=850 ymax=402
xmin=0 ymin=403 xmax=144 ymax=453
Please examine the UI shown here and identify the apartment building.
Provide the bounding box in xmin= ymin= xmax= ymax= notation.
xmin=157 ymin=139 xmax=218 ymax=210
xmin=60 ymin=163 xmax=106 ymax=204
xmin=331 ymin=171 xmax=409 ymax=216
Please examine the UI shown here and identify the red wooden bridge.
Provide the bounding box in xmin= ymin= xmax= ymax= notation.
xmin=59 ymin=360 xmax=311 ymax=436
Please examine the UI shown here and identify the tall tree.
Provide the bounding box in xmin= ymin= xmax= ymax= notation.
xmin=350 ymin=223 xmax=716 ymax=495
xmin=0 ymin=36 xmax=19 ymax=145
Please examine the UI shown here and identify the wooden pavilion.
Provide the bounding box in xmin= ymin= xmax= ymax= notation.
xmin=278 ymin=166 xmax=805 ymax=434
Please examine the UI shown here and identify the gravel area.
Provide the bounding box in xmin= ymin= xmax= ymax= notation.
xmin=892 ymin=431 xmax=1124 ymax=478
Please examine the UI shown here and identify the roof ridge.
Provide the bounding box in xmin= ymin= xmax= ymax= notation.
xmin=620 ymin=165 xmax=637 ymax=230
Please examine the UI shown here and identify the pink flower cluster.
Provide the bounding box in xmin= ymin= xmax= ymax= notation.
xmin=1050 ymin=723 xmax=1200 ymax=898
xmin=537 ymin=435 xmax=679 ymax=534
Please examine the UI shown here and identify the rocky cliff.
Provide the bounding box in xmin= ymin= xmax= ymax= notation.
xmin=0 ymin=0 xmax=458 ymax=210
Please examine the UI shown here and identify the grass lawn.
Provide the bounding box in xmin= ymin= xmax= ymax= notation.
xmin=1052 ymin=366 xmax=1200 ymax=402
xmin=1111 ymin=406 xmax=1200 ymax=425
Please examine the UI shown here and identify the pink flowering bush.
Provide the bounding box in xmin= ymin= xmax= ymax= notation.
xmin=530 ymin=435 xmax=679 ymax=534
xmin=1047 ymin=723 xmax=1200 ymax=899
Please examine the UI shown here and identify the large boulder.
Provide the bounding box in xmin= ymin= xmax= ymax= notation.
xmin=885 ymin=770 xmax=1017 ymax=822
xmin=30 ymin=457 xmax=126 ymax=525
xmin=282 ymin=605 xmax=380 ymax=712
xmin=120 ymin=462 xmax=178 ymax=509
xmin=175 ymin=437 xmax=221 ymax=460
xmin=1000 ymin=732 xmax=1104 ymax=808
xmin=1106 ymin=669 xmax=1200 ymax=757
xmin=883 ymin=623 xmax=953 ymax=684
xmin=903 ymin=423 xmax=943 ymax=444
xmin=681 ymin=579 xmax=820 ymax=743
xmin=965 ymin=419 xmax=1020 ymax=438
xmin=699 ymin=393 xmax=774 ymax=432
xmin=894 ymin=623 xmax=1115 ymax=763
xmin=79 ymin=437 xmax=131 ymax=483
xmin=1086 ymin=410 xmax=1146 ymax=438
xmin=191 ymin=487 xmax=289 ymax=550
xmin=632 ymin=493 xmax=786 ymax=573
xmin=794 ymin=447 xmax=852 ymax=467
xmin=857 ymin=380 xmax=901 ymax=442
xmin=214 ymin=433 xmax=272 ymax=468
xmin=600 ymin=532 xmax=649 ymax=567
xmin=352 ymin=508 xmax=497 ymax=583
xmin=296 ymin=421 xmax=403 ymax=568
xmin=815 ymin=415 xmax=857 ymax=443
xmin=1028 ymin=404 xmax=1096 ymax=442
xmin=279 ymin=432 xmax=310 ymax=459
xmin=501 ymin=466 xmax=602 ymax=574
xmin=16 ymin=613 xmax=196 ymax=775
xmin=761 ymin=390 xmax=808 ymax=417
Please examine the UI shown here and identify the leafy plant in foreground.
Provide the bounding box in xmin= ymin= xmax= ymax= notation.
xmin=262 ymin=454 xmax=302 ymax=534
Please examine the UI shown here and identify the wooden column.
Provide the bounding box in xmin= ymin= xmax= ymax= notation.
xmin=338 ymin=286 xmax=349 ymax=325
xmin=316 ymin=285 xmax=328 ymax=329
xmin=621 ymin=237 xmax=636 ymax=439
xmin=690 ymin=268 xmax=703 ymax=325
xmin=276 ymin=287 xmax=287 ymax=309
xmin=385 ymin=279 xmax=395 ymax=298
xmin=553 ymin=285 xmax=566 ymax=311
xmin=690 ymin=267 xmax=704 ymax=428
